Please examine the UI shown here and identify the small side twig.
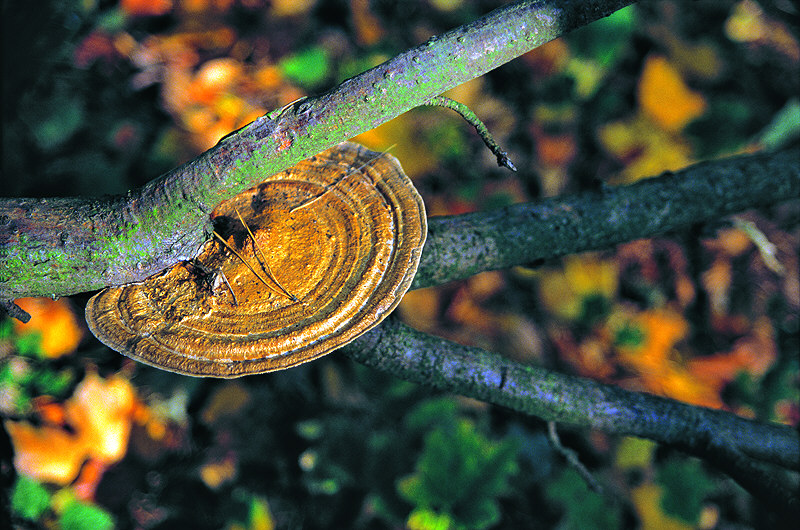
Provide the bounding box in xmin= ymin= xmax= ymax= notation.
xmin=424 ymin=96 xmax=517 ymax=171
xmin=1 ymin=300 xmax=30 ymax=323
xmin=547 ymin=421 xmax=604 ymax=495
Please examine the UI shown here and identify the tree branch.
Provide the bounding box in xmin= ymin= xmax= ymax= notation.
xmin=0 ymin=0 xmax=635 ymax=301
xmin=342 ymin=318 xmax=800 ymax=472
xmin=413 ymin=147 xmax=800 ymax=289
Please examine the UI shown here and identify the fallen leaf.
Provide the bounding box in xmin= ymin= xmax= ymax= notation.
xmin=6 ymin=373 xmax=137 ymax=486
xmin=13 ymin=298 xmax=83 ymax=358
xmin=121 ymin=0 xmax=173 ymax=17
xmin=688 ymin=317 xmax=776 ymax=393
xmin=638 ymin=55 xmax=707 ymax=133
xmin=631 ymin=483 xmax=695 ymax=530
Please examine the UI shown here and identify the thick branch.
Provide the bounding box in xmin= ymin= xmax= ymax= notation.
xmin=0 ymin=0 xmax=634 ymax=301
xmin=413 ymin=147 xmax=800 ymax=289
xmin=343 ymin=318 xmax=800 ymax=472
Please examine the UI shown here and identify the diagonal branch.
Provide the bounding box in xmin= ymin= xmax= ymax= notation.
xmin=413 ymin=146 xmax=800 ymax=289
xmin=342 ymin=318 xmax=800 ymax=480
xmin=0 ymin=0 xmax=635 ymax=302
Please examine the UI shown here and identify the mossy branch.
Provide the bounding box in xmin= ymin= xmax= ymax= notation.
xmin=0 ymin=0 xmax=635 ymax=302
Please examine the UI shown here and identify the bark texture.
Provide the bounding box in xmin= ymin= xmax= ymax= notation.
xmin=0 ymin=0 xmax=635 ymax=301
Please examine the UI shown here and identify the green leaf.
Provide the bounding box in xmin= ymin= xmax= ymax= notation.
xmin=0 ymin=318 xmax=12 ymax=339
xmin=614 ymin=322 xmax=646 ymax=348
xmin=407 ymin=508 xmax=456 ymax=530
xmin=656 ymin=457 xmax=715 ymax=524
xmin=615 ymin=437 xmax=656 ymax=470
xmin=545 ymin=468 xmax=620 ymax=530
xmin=578 ymin=293 xmax=611 ymax=328
xmin=758 ymin=98 xmax=800 ymax=151
xmin=21 ymin=88 xmax=86 ymax=151
xmin=405 ymin=397 xmax=460 ymax=432
xmin=567 ymin=5 xmax=635 ymax=66
xmin=399 ymin=419 xmax=518 ymax=530
xmin=248 ymin=495 xmax=274 ymax=530
xmin=11 ymin=475 xmax=51 ymax=520
xmin=15 ymin=331 xmax=43 ymax=357
xmin=59 ymin=499 xmax=115 ymax=530
xmin=280 ymin=47 xmax=330 ymax=88
xmin=36 ymin=368 xmax=74 ymax=396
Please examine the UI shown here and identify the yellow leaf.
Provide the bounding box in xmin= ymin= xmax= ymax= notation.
xmin=270 ymin=0 xmax=316 ymax=16
xmin=597 ymin=116 xmax=694 ymax=183
xmin=539 ymin=256 xmax=618 ymax=321
xmin=615 ymin=437 xmax=656 ymax=470
xmin=200 ymin=456 xmax=237 ymax=489
xmin=249 ymin=497 xmax=275 ymax=530
xmin=725 ymin=0 xmax=768 ymax=43
xmin=397 ymin=288 xmax=441 ymax=332
xmin=632 ymin=483 xmax=694 ymax=530
xmin=71 ymin=373 xmax=136 ymax=463
xmin=564 ymin=256 xmax=618 ymax=299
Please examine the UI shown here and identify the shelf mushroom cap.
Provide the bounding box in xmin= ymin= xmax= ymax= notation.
xmin=85 ymin=142 xmax=427 ymax=377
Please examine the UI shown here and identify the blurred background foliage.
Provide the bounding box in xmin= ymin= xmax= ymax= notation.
xmin=1 ymin=0 xmax=799 ymax=528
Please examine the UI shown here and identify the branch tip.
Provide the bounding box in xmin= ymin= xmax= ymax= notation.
xmin=1 ymin=299 xmax=31 ymax=323
xmin=423 ymin=96 xmax=517 ymax=172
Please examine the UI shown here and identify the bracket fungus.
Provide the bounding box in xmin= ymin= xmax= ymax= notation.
xmin=86 ymin=142 xmax=427 ymax=377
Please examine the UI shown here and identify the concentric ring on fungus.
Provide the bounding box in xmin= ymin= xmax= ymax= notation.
xmin=85 ymin=142 xmax=427 ymax=377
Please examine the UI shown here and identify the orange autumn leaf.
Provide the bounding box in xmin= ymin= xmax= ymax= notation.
xmin=73 ymin=458 xmax=108 ymax=502
xmin=270 ymin=0 xmax=316 ymax=16
xmin=522 ymin=38 xmax=570 ymax=76
xmin=617 ymin=308 xmax=688 ymax=371
xmin=701 ymin=258 xmax=732 ymax=316
xmin=72 ymin=373 xmax=137 ymax=463
xmin=636 ymin=362 xmax=724 ymax=409
xmin=351 ymin=0 xmax=385 ymax=46
xmin=121 ymin=0 xmax=173 ymax=17
xmin=397 ymin=288 xmax=441 ymax=332
xmin=6 ymin=373 xmax=137 ymax=486
xmin=551 ymin=329 xmax=615 ymax=380
xmin=533 ymin=128 xmax=577 ymax=167
xmin=200 ymin=455 xmax=238 ymax=489
xmin=189 ymin=58 xmax=244 ymax=106
xmin=705 ymin=227 xmax=752 ymax=257
xmin=615 ymin=309 xmax=730 ymax=408
xmin=13 ymin=298 xmax=83 ymax=358
xmin=5 ymin=420 xmax=87 ymax=485
xmin=688 ymin=318 xmax=776 ymax=393
xmin=638 ymin=55 xmax=707 ymax=133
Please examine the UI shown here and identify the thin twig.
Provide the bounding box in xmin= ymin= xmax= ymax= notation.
xmin=233 ymin=206 xmax=297 ymax=302
xmin=424 ymin=96 xmax=517 ymax=171
xmin=218 ymin=270 xmax=238 ymax=306
xmin=547 ymin=422 xmax=604 ymax=494
xmin=211 ymin=231 xmax=288 ymax=300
